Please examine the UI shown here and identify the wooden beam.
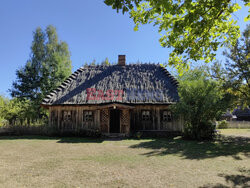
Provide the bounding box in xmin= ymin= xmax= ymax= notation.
xmin=97 ymin=103 xmax=135 ymax=109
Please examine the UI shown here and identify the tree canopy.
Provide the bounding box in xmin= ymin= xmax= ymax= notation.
xmin=105 ymin=0 xmax=249 ymax=72
xmin=10 ymin=25 xmax=72 ymax=119
xmin=210 ymin=25 xmax=250 ymax=107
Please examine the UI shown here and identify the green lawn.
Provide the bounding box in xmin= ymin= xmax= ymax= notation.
xmin=218 ymin=128 xmax=250 ymax=138
xmin=0 ymin=130 xmax=249 ymax=187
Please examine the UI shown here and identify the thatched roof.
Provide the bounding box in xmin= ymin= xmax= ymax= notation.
xmin=42 ymin=64 xmax=179 ymax=105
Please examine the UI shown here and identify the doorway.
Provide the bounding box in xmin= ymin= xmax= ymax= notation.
xmin=109 ymin=109 xmax=120 ymax=133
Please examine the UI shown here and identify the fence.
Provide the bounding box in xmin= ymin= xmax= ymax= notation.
xmin=0 ymin=124 xmax=48 ymax=136
xmin=226 ymin=121 xmax=250 ymax=129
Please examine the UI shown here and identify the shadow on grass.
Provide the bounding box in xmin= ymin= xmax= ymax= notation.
xmin=129 ymin=135 xmax=250 ymax=160
xmin=1 ymin=135 xmax=250 ymax=159
xmin=200 ymin=168 xmax=250 ymax=188
xmin=0 ymin=136 xmax=104 ymax=143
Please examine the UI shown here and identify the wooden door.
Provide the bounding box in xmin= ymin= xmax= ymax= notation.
xmin=109 ymin=109 xmax=120 ymax=133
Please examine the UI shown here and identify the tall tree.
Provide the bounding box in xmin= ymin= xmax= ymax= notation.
xmin=10 ymin=25 xmax=72 ymax=119
xmin=210 ymin=25 xmax=250 ymax=106
xmin=105 ymin=0 xmax=249 ymax=72
xmin=41 ymin=26 xmax=72 ymax=94
xmin=11 ymin=28 xmax=45 ymax=101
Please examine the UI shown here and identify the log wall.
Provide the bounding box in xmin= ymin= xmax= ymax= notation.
xmin=130 ymin=105 xmax=183 ymax=132
xmin=48 ymin=104 xmax=183 ymax=134
xmin=49 ymin=106 xmax=100 ymax=132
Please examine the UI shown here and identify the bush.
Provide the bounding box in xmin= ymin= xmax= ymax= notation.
xmin=183 ymin=121 xmax=216 ymax=140
xmin=44 ymin=127 xmax=102 ymax=137
xmin=0 ymin=124 xmax=102 ymax=138
xmin=173 ymin=68 xmax=231 ymax=140
xmin=77 ymin=129 xmax=101 ymax=138
xmin=0 ymin=119 xmax=8 ymax=127
xmin=217 ymin=120 xmax=229 ymax=129
xmin=0 ymin=124 xmax=46 ymax=136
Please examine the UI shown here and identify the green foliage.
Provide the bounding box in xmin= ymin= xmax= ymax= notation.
xmin=184 ymin=121 xmax=216 ymax=140
xmin=209 ymin=25 xmax=250 ymax=107
xmin=10 ymin=25 xmax=72 ymax=121
xmin=217 ymin=120 xmax=229 ymax=129
xmin=0 ymin=95 xmax=8 ymax=126
xmin=0 ymin=97 xmax=25 ymax=125
xmin=83 ymin=58 xmax=112 ymax=67
xmin=173 ymin=68 xmax=231 ymax=140
xmin=104 ymin=0 xmax=249 ymax=72
xmin=101 ymin=57 xmax=110 ymax=65
xmin=90 ymin=59 xmax=96 ymax=66
xmin=41 ymin=26 xmax=72 ymax=95
xmin=0 ymin=95 xmax=48 ymax=126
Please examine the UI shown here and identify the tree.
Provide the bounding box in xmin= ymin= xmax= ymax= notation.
xmin=0 ymin=95 xmax=8 ymax=125
xmin=41 ymin=26 xmax=72 ymax=95
xmin=0 ymin=97 xmax=35 ymax=126
xmin=101 ymin=57 xmax=110 ymax=65
xmin=90 ymin=59 xmax=96 ymax=66
xmin=0 ymin=98 xmax=21 ymax=125
xmin=0 ymin=95 xmax=43 ymax=126
xmin=173 ymin=68 xmax=232 ymax=140
xmin=10 ymin=25 xmax=72 ymax=120
xmin=210 ymin=25 xmax=250 ymax=106
xmin=11 ymin=28 xmax=45 ymax=102
xmin=105 ymin=0 xmax=249 ymax=72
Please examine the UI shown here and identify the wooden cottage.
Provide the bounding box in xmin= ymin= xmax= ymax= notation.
xmin=41 ymin=55 xmax=183 ymax=136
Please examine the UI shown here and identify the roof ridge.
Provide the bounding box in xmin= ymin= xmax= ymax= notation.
xmin=82 ymin=63 xmax=160 ymax=67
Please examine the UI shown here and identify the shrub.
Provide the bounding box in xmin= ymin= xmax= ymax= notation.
xmin=217 ymin=120 xmax=229 ymax=129
xmin=0 ymin=124 xmax=47 ymax=136
xmin=77 ymin=129 xmax=101 ymax=138
xmin=183 ymin=121 xmax=216 ymax=140
xmin=173 ymin=68 xmax=231 ymax=140
xmin=0 ymin=119 xmax=8 ymax=127
xmin=0 ymin=124 xmax=102 ymax=138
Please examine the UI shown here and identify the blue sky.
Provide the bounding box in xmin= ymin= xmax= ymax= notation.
xmin=0 ymin=0 xmax=248 ymax=96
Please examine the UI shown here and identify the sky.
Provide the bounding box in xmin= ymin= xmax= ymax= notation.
xmin=0 ymin=0 xmax=249 ymax=96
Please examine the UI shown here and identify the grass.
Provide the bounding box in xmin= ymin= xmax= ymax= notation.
xmin=218 ymin=128 xmax=250 ymax=137
xmin=0 ymin=130 xmax=249 ymax=187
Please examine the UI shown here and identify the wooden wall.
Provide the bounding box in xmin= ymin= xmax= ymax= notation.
xmin=49 ymin=106 xmax=100 ymax=131
xmin=130 ymin=105 xmax=183 ymax=132
xmin=48 ymin=104 xmax=183 ymax=134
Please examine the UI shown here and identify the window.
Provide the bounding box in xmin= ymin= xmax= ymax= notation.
xmin=142 ymin=110 xmax=151 ymax=121
xmin=163 ymin=111 xmax=172 ymax=122
xmin=63 ymin=111 xmax=72 ymax=121
xmin=83 ymin=111 xmax=94 ymax=122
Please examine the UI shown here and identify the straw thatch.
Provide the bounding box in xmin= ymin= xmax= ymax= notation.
xmin=42 ymin=64 xmax=179 ymax=105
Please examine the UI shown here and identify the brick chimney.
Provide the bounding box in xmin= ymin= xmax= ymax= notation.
xmin=118 ymin=55 xmax=126 ymax=66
